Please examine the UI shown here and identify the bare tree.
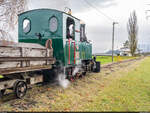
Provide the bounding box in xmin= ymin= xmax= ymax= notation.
xmin=127 ymin=10 xmax=138 ymax=56
xmin=0 ymin=0 xmax=27 ymax=42
xmin=123 ymin=40 xmax=129 ymax=48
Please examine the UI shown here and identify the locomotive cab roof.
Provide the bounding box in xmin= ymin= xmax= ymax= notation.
xmin=18 ymin=8 xmax=83 ymax=41
xmin=18 ymin=8 xmax=81 ymax=21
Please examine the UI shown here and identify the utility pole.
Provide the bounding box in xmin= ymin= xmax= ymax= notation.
xmin=145 ymin=10 xmax=150 ymax=20
xmin=112 ymin=22 xmax=118 ymax=62
xmin=145 ymin=4 xmax=150 ymax=20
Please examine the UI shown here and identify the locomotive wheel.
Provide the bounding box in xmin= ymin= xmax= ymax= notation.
xmin=14 ymin=81 xmax=27 ymax=99
xmin=76 ymin=73 xmax=80 ymax=79
xmin=70 ymin=77 xmax=74 ymax=82
xmin=82 ymin=72 xmax=86 ymax=76
xmin=79 ymin=74 xmax=83 ymax=78
xmin=69 ymin=76 xmax=74 ymax=82
xmin=0 ymin=89 xmax=6 ymax=97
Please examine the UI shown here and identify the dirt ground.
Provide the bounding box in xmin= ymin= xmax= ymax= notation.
xmin=0 ymin=57 xmax=144 ymax=111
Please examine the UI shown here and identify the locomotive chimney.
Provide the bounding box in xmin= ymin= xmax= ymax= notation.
xmin=82 ymin=24 xmax=87 ymax=41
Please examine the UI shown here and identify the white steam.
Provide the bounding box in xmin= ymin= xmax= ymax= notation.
xmin=72 ymin=67 xmax=80 ymax=76
xmin=56 ymin=66 xmax=82 ymax=88
xmin=57 ymin=73 xmax=70 ymax=89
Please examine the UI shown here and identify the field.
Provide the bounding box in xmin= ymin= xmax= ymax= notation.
xmin=1 ymin=56 xmax=150 ymax=111
xmin=95 ymin=55 xmax=137 ymax=64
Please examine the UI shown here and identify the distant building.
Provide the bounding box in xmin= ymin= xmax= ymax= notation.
xmin=119 ymin=46 xmax=141 ymax=56
xmin=119 ymin=47 xmax=131 ymax=56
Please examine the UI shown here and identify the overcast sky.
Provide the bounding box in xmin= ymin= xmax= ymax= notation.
xmin=28 ymin=0 xmax=150 ymax=53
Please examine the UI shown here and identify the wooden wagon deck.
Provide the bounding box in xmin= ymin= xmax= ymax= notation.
xmin=0 ymin=42 xmax=55 ymax=75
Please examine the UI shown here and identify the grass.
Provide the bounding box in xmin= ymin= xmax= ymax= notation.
xmin=0 ymin=56 xmax=149 ymax=111
xmin=80 ymin=57 xmax=150 ymax=111
xmin=95 ymin=56 xmax=137 ymax=65
xmin=48 ymin=57 xmax=150 ymax=111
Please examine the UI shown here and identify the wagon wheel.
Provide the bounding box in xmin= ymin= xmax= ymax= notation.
xmin=14 ymin=81 xmax=27 ymax=99
xmin=0 ymin=89 xmax=6 ymax=98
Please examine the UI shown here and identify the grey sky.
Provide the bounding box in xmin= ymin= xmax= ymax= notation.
xmin=27 ymin=0 xmax=150 ymax=53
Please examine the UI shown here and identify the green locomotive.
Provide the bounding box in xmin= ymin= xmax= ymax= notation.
xmin=19 ymin=9 xmax=99 ymax=78
xmin=0 ymin=9 xmax=100 ymax=98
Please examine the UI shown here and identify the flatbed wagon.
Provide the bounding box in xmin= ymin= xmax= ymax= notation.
xmin=0 ymin=42 xmax=55 ymax=98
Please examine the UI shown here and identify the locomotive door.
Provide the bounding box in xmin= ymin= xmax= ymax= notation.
xmin=71 ymin=41 xmax=76 ymax=65
xmin=66 ymin=39 xmax=76 ymax=65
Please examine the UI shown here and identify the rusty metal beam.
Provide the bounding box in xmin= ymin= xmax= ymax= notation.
xmin=0 ymin=46 xmax=47 ymax=50
xmin=0 ymin=65 xmax=53 ymax=75
xmin=0 ymin=57 xmax=55 ymax=62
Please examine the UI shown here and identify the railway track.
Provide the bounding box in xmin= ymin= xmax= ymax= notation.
xmin=101 ymin=56 xmax=144 ymax=69
xmin=0 ymin=56 xmax=144 ymax=102
xmin=0 ymin=56 xmax=146 ymax=111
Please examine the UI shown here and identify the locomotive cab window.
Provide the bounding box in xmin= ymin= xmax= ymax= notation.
xmin=49 ymin=16 xmax=58 ymax=32
xmin=66 ymin=17 xmax=75 ymax=40
xmin=23 ymin=19 xmax=31 ymax=33
xmin=80 ymin=24 xmax=87 ymax=42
